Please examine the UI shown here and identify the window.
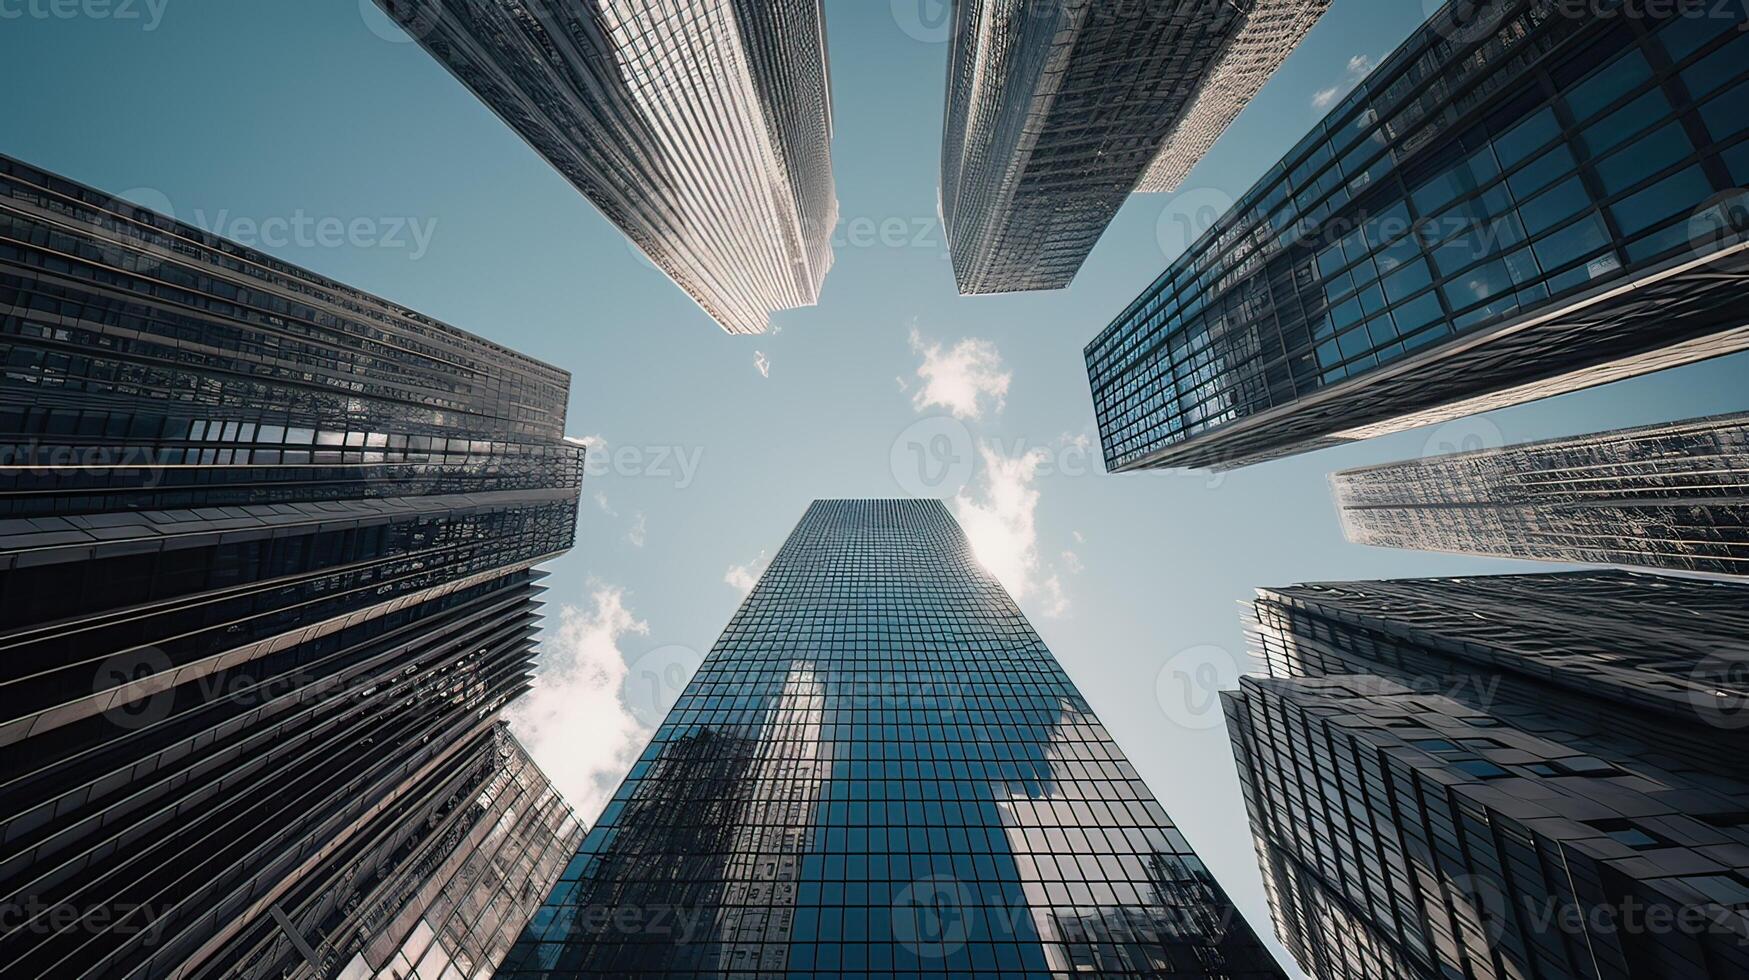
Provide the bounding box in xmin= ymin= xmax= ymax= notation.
xmin=1563 ymin=48 xmax=1652 ymax=122
xmin=1594 ymin=123 xmax=1692 ymax=195
xmin=1454 ymin=759 xmax=1509 ymax=779
xmin=1608 ymin=166 xmax=1711 ymax=236
xmin=1680 ymin=875 xmax=1749 ymax=907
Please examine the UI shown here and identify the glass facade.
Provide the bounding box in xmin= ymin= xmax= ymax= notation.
xmin=313 ymin=724 xmax=586 ymax=980
xmin=0 ymin=155 xmax=583 ymax=979
xmin=1335 ymin=410 xmax=1749 ymax=577
xmin=1087 ymin=0 xmax=1749 ymax=472
xmin=1226 ymin=571 xmax=1749 ymax=979
xmin=499 ymin=499 xmax=1285 ymax=977
xmin=373 ymin=0 xmax=837 ymax=335
xmin=940 ymin=0 xmax=1327 ymax=294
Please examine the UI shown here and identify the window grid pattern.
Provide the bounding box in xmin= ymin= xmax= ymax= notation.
xmin=941 ymin=0 xmax=1326 ymax=294
xmin=500 ymin=499 xmax=1285 ymax=977
xmin=374 ymin=0 xmax=836 ymax=334
xmin=1086 ymin=0 xmax=1749 ymax=472
xmin=1228 ymin=571 xmax=1749 ymax=978
xmin=0 ymin=157 xmax=583 ymax=980
xmin=1335 ymin=410 xmax=1749 ymax=577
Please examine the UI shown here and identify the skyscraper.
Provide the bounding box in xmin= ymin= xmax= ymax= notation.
xmin=1333 ymin=411 xmax=1749 ymax=578
xmin=940 ymin=0 xmax=1329 ymax=294
xmin=0 ymin=154 xmax=583 ymax=979
xmin=1225 ymin=571 xmax=1749 ymax=979
xmin=1087 ymin=0 xmax=1749 ymax=472
xmin=372 ymin=0 xmax=837 ymax=335
xmin=498 ymin=499 xmax=1286 ymax=977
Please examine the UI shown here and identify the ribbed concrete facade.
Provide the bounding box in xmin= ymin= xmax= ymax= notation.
xmin=374 ymin=0 xmax=837 ymax=334
xmin=0 ymin=155 xmax=583 ymax=979
xmin=1334 ymin=411 xmax=1749 ymax=578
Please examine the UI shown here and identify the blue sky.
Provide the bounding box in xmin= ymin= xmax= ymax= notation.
xmin=6 ymin=2 xmax=1747 ymax=973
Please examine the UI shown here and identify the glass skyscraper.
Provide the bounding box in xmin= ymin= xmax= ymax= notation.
xmin=1087 ymin=0 xmax=1749 ymax=472
xmin=940 ymin=0 xmax=1328 ymax=294
xmin=1225 ymin=571 xmax=1749 ymax=979
xmin=499 ymin=499 xmax=1285 ymax=977
xmin=0 ymin=154 xmax=583 ymax=979
xmin=1334 ymin=410 xmax=1749 ymax=578
xmin=373 ymin=0 xmax=838 ymax=335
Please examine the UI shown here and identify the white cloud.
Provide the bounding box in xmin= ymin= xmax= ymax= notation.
xmin=1312 ymin=54 xmax=1377 ymax=110
xmin=593 ymin=491 xmax=617 ymax=517
xmin=908 ymin=328 xmax=1010 ymax=421
xmin=754 ymin=350 xmax=771 ymax=378
xmin=1061 ymin=550 xmax=1085 ymax=575
xmin=626 ymin=512 xmax=647 ymax=548
xmin=506 ymin=586 xmax=653 ymax=824
xmin=723 ymin=550 xmax=770 ymax=595
xmin=895 ymin=375 xmax=909 ymax=393
xmin=952 ymin=442 xmax=1070 ymax=617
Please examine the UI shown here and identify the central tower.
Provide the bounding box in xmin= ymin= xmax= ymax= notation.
xmin=497 ymin=499 xmax=1282 ymax=976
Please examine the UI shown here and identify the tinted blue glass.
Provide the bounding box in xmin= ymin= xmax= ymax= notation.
xmin=1609 ymin=166 xmax=1711 ymax=235
xmin=1679 ymin=29 xmax=1749 ymax=96
xmin=1594 ymin=122 xmax=1692 ymax=195
xmin=1507 ymin=144 xmax=1579 ymax=198
xmin=1658 ymin=7 xmax=1743 ymax=60
xmin=1580 ymin=89 xmax=1672 ymax=156
xmin=1725 ymin=140 xmax=1749 ymax=183
xmin=1530 ymin=214 xmax=1611 ymax=272
xmin=1518 ymin=177 xmax=1592 ymax=236
xmin=1493 ymin=108 xmax=1559 ymax=168
xmin=1564 ymin=49 xmax=1652 ymax=121
xmin=1700 ymin=79 xmax=1749 ymax=139
xmin=498 ymin=501 xmax=1286 ymax=977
